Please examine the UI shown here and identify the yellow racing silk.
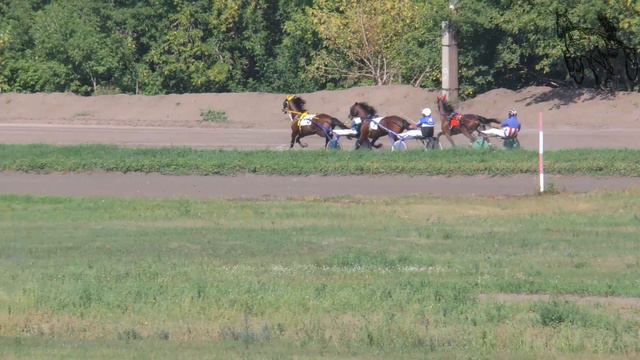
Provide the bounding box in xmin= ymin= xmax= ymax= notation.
xmin=297 ymin=112 xmax=310 ymax=131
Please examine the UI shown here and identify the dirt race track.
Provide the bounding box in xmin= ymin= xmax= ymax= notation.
xmin=1 ymin=85 xmax=639 ymax=198
xmin=1 ymin=172 xmax=638 ymax=199
xmin=1 ymin=85 xmax=640 ymax=150
xmin=2 ymin=124 xmax=640 ymax=150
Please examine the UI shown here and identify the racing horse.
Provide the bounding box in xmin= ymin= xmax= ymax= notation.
xmin=283 ymin=95 xmax=348 ymax=149
xmin=435 ymin=95 xmax=501 ymax=147
xmin=349 ymin=102 xmax=415 ymax=149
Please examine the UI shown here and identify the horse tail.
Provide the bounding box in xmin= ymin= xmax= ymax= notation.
xmin=331 ymin=117 xmax=348 ymax=129
xmin=478 ymin=116 xmax=500 ymax=125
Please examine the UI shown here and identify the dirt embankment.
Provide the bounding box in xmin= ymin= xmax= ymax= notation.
xmin=1 ymin=86 xmax=639 ymax=130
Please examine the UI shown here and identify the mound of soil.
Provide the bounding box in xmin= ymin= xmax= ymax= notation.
xmin=461 ymin=86 xmax=640 ymax=130
xmin=1 ymin=85 xmax=639 ymax=130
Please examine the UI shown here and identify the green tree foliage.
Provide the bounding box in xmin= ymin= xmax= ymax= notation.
xmin=0 ymin=30 xmax=8 ymax=91
xmin=0 ymin=0 xmax=639 ymax=95
xmin=454 ymin=0 xmax=640 ymax=94
xmin=309 ymin=0 xmax=444 ymax=87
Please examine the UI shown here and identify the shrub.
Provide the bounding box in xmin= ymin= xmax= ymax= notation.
xmin=118 ymin=328 xmax=143 ymax=341
xmin=200 ymin=108 xmax=229 ymax=122
xmin=533 ymin=300 xmax=590 ymax=327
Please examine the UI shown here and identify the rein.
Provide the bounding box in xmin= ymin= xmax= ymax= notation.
xmin=286 ymin=109 xmax=311 ymax=122
xmin=354 ymin=106 xmax=403 ymax=139
xmin=286 ymin=108 xmax=332 ymax=140
xmin=366 ymin=117 xmax=402 ymax=138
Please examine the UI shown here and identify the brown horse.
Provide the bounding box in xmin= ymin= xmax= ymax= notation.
xmin=283 ymin=96 xmax=348 ymax=149
xmin=350 ymin=102 xmax=415 ymax=149
xmin=435 ymin=95 xmax=500 ymax=147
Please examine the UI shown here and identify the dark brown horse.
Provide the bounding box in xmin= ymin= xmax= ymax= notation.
xmin=283 ymin=96 xmax=347 ymax=149
xmin=435 ymin=95 xmax=500 ymax=147
xmin=349 ymin=102 xmax=415 ymax=149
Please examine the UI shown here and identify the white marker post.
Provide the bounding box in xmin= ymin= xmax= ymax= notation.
xmin=538 ymin=112 xmax=544 ymax=193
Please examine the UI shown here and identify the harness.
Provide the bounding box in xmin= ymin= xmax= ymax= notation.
xmin=364 ymin=116 xmax=408 ymax=148
xmin=448 ymin=113 xmax=463 ymax=129
xmin=286 ymin=109 xmax=333 ymax=140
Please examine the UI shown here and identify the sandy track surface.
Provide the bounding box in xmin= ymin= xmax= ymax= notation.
xmin=2 ymin=86 xmax=639 ymax=130
xmin=1 ymin=85 xmax=639 ymax=150
xmin=1 ymin=172 xmax=637 ymax=199
xmin=2 ymin=123 xmax=640 ymax=150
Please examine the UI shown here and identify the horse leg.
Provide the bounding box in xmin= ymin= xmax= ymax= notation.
xmin=296 ymin=132 xmax=308 ymax=148
xmin=356 ymin=127 xmax=369 ymax=149
xmin=290 ymin=131 xmax=297 ymax=149
xmin=438 ymin=130 xmax=455 ymax=148
xmin=437 ymin=127 xmax=456 ymax=148
xmin=370 ymin=136 xmax=383 ymax=149
xmin=460 ymin=127 xmax=476 ymax=144
xmin=357 ymin=136 xmax=372 ymax=149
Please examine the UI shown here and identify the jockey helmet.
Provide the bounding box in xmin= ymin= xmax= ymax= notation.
xmin=421 ymin=108 xmax=432 ymax=116
xmin=508 ymin=109 xmax=517 ymax=117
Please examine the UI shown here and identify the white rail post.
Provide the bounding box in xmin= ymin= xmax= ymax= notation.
xmin=538 ymin=112 xmax=544 ymax=193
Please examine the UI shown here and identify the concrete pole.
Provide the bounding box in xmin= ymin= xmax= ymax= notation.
xmin=441 ymin=21 xmax=459 ymax=103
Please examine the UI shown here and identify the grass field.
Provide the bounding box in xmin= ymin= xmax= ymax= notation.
xmin=1 ymin=191 xmax=639 ymax=358
xmin=1 ymin=144 xmax=639 ymax=176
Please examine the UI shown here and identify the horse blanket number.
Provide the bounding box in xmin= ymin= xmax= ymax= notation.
xmin=369 ymin=117 xmax=383 ymax=130
xmin=297 ymin=114 xmax=316 ymax=127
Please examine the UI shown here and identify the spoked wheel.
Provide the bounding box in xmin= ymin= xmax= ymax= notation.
xmin=503 ymin=137 xmax=520 ymax=150
xmin=327 ymin=138 xmax=341 ymax=150
xmin=422 ymin=137 xmax=440 ymax=151
xmin=472 ymin=137 xmax=492 ymax=150
xmin=392 ymin=140 xmax=408 ymax=151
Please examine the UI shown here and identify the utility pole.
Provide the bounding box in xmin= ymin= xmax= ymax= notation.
xmin=441 ymin=0 xmax=459 ymax=103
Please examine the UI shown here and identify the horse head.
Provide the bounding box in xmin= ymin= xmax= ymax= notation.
xmin=283 ymin=95 xmax=306 ymax=114
xmin=282 ymin=96 xmax=293 ymax=114
xmin=436 ymin=95 xmax=454 ymax=117
xmin=349 ymin=102 xmax=377 ymax=120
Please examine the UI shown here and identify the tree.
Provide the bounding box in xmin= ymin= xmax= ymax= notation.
xmin=262 ymin=2 xmax=325 ymax=92
xmin=454 ymin=0 xmax=640 ymax=93
xmin=2 ymin=0 xmax=638 ymax=95
xmin=309 ymin=0 xmax=444 ymax=86
xmin=553 ymin=0 xmax=640 ymax=89
xmin=1 ymin=0 xmax=133 ymax=94
xmin=0 ymin=30 xmax=8 ymax=91
xmin=143 ymin=0 xmax=293 ymax=93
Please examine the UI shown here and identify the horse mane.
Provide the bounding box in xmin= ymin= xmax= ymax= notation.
xmin=292 ymin=96 xmax=307 ymax=112
xmin=440 ymin=98 xmax=455 ymax=114
xmin=356 ymin=102 xmax=377 ymax=116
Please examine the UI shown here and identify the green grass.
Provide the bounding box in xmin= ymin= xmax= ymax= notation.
xmin=0 ymin=144 xmax=639 ymax=176
xmin=1 ymin=192 xmax=640 ymax=358
xmin=200 ymin=108 xmax=229 ymax=123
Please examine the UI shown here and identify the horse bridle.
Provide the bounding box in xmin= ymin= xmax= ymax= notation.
xmin=283 ymin=97 xmax=303 ymax=122
xmin=283 ymin=97 xmax=333 ymax=139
